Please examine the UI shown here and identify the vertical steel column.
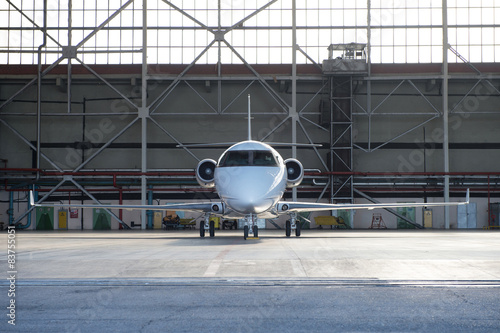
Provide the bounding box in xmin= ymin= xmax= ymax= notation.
xmin=36 ymin=0 xmax=47 ymax=180
xmin=141 ymin=0 xmax=148 ymax=229
xmin=442 ymin=0 xmax=450 ymax=229
xmin=350 ymin=76 xmax=354 ymax=203
xmin=291 ymin=0 xmax=298 ymax=202
xmin=367 ymin=0 xmax=372 ymax=152
xmin=329 ymin=76 xmax=334 ymax=204
xmin=217 ymin=0 xmax=222 ymax=114
xmin=67 ymin=0 xmax=72 ymax=114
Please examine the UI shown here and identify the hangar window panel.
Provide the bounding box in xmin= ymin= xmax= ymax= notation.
xmin=481 ymin=7 xmax=495 ymax=25
xmin=393 ymin=9 xmax=407 ymax=26
xmin=394 ymin=46 xmax=407 ymax=64
xmin=431 ymin=46 xmax=442 ymax=63
xmin=0 ymin=1 xmax=498 ymax=65
xmin=407 ymin=29 xmax=420 ymax=47
xmin=170 ymin=48 xmax=183 ymax=65
xmin=431 ymin=8 xmax=442 ymax=25
xmin=468 ymin=28 xmax=483 ymax=44
xmin=419 ymin=46 xmax=432 ymax=63
xmin=469 ymin=46 xmax=483 ymax=63
xmin=343 ymin=10 xmax=357 ymax=27
xmin=406 ymin=9 xmax=419 ymax=26
xmin=281 ymin=9 xmax=293 ymax=26
xmin=282 ymin=47 xmax=292 ymax=64
xmin=468 ymin=7 xmax=482 ymax=25
xmin=482 ymin=45 xmax=495 ymax=63
xmin=332 ymin=9 xmax=345 ymax=26
xmin=296 ymin=9 xmax=307 ymax=26
xmin=243 ymin=47 xmax=258 ymax=64
xmin=393 ymin=29 xmax=407 ymax=46
xmin=419 ymin=8 xmax=432 ymax=26
xmin=318 ymin=9 xmax=331 ymax=27
xmin=370 ymin=45 xmax=382 ymax=63
xmin=419 ymin=28 xmax=432 ymax=47
xmin=482 ymin=28 xmax=495 ymax=47
xmin=407 ymin=46 xmax=420 ymax=63
xmin=343 ymin=29 xmax=357 ymax=45
xmin=157 ymin=47 xmax=169 ymax=63
xmin=256 ymin=30 xmax=270 ymax=48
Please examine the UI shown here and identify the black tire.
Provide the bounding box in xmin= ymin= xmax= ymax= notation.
xmin=285 ymin=220 xmax=291 ymax=237
xmin=253 ymin=225 xmax=258 ymax=238
xmin=295 ymin=221 xmax=301 ymax=237
xmin=209 ymin=220 xmax=215 ymax=238
xmin=200 ymin=221 xmax=205 ymax=238
xmin=244 ymin=225 xmax=249 ymax=240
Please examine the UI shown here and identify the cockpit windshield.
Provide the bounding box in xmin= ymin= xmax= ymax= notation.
xmin=219 ymin=150 xmax=278 ymax=167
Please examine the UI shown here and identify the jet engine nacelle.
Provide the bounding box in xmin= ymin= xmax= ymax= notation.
xmin=196 ymin=159 xmax=217 ymax=188
xmin=211 ymin=203 xmax=224 ymax=214
xmin=284 ymin=158 xmax=304 ymax=188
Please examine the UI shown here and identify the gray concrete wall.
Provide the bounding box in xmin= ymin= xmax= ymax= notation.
xmin=0 ymin=79 xmax=328 ymax=170
xmin=2 ymin=78 xmax=498 ymax=171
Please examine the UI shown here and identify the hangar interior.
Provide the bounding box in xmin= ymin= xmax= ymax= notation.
xmin=1 ymin=0 xmax=500 ymax=231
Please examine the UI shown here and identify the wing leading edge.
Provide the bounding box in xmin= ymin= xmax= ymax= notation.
xmin=31 ymin=190 xmax=469 ymax=216
xmin=30 ymin=192 xmax=219 ymax=214
xmin=279 ymin=189 xmax=470 ymax=213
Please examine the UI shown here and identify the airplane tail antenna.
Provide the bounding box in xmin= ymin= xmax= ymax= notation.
xmin=247 ymin=94 xmax=252 ymax=141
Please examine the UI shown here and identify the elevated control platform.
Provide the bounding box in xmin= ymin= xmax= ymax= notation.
xmin=322 ymin=42 xmax=368 ymax=75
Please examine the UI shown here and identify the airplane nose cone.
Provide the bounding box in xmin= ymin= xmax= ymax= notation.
xmin=226 ymin=179 xmax=273 ymax=214
xmin=215 ymin=166 xmax=286 ymax=214
xmin=226 ymin=197 xmax=274 ymax=214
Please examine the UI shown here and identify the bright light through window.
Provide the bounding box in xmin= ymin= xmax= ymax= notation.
xmin=0 ymin=0 xmax=498 ymax=65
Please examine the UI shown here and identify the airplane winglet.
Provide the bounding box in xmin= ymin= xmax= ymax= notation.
xmin=466 ymin=188 xmax=470 ymax=204
xmin=29 ymin=191 xmax=36 ymax=206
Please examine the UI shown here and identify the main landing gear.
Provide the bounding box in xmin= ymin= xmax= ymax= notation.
xmin=200 ymin=214 xmax=215 ymax=238
xmin=285 ymin=213 xmax=301 ymax=238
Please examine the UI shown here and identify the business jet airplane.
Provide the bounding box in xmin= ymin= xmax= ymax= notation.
xmin=31 ymin=95 xmax=469 ymax=239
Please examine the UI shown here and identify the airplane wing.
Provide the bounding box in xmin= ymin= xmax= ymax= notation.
xmin=30 ymin=192 xmax=219 ymax=213
xmin=280 ymin=189 xmax=470 ymax=213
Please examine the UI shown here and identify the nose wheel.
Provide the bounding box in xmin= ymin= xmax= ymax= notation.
xmin=243 ymin=214 xmax=259 ymax=240
xmin=244 ymin=225 xmax=249 ymax=240
xmin=253 ymin=225 xmax=259 ymax=238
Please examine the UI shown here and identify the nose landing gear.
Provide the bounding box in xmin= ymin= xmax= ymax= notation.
xmin=243 ymin=214 xmax=259 ymax=240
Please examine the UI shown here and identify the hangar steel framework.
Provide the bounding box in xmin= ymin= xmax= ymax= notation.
xmin=1 ymin=1 xmax=500 ymax=229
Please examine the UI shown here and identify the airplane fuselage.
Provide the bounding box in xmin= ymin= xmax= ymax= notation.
xmin=214 ymin=141 xmax=287 ymax=218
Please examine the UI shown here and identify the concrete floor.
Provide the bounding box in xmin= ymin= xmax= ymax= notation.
xmin=2 ymin=229 xmax=500 ymax=332
xmin=10 ymin=229 xmax=500 ymax=280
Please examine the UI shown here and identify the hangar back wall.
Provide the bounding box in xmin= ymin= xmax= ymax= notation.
xmin=1 ymin=64 xmax=500 ymax=230
xmin=1 ymin=65 xmax=499 ymax=173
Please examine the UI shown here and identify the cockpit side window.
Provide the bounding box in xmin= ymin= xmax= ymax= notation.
xmin=219 ymin=150 xmax=277 ymax=167
xmin=219 ymin=151 xmax=250 ymax=167
xmin=253 ymin=151 xmax=278 ymax=166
